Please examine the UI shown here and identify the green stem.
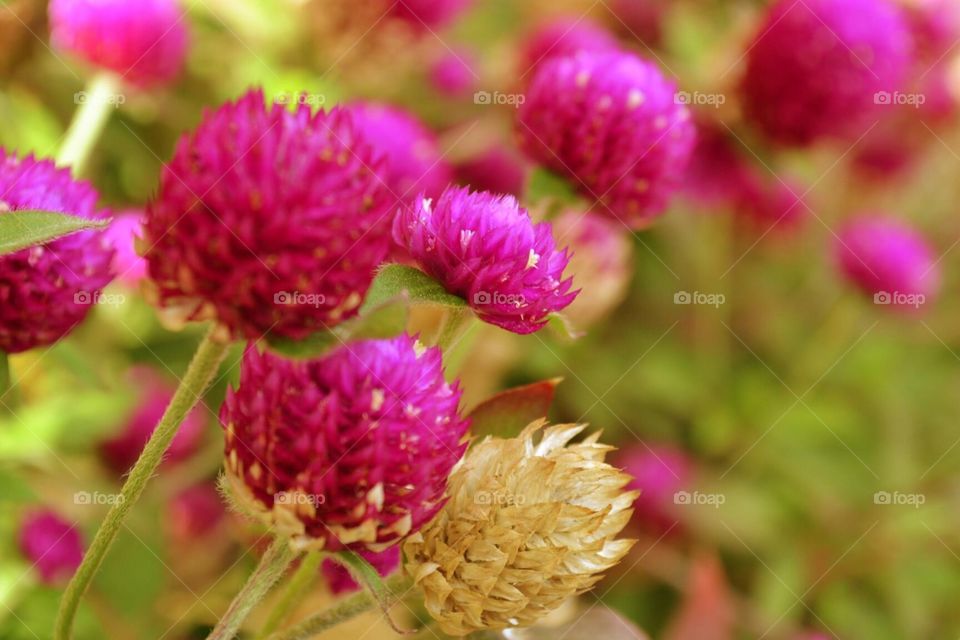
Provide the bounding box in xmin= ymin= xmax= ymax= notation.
xmin=437 ymin=307 xmax=473 ymax=352
xmin=56 ymin=72 xmax=122 ymax=176
xmin=55 ymin=326 xmax=230 ymax=640
xmin=207 ymin=538 xmax=298 ymax=640
xmin=0 ymin=350 xmax=10 ymax=408
xmin=265 ymin=573 xmax=414 ymax=640
xmin=256 ymin=551 xmax=324 ymax=639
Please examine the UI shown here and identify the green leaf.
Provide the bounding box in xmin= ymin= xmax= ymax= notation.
xmin=526 ymin=168 xmax=579 ymax=206
xmin=467 ymin=378 xmax=562 ymax=438
xmin=266 ymin=296 xmax=410 ymax=359
xmin=361 ymin=264 xmax=466 ymax=314
xmin=547 ymin=312 xmax=583 ymax=340
xmin=0 ymin=210 xmax=110 ymax=256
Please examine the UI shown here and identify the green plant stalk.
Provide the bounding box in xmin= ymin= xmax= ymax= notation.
xmin=0 ymin=350 xmax=10 ymax=407
xmin=265 ymin=573 xmax=414 ymax=640
xmin=256 ymin=551 xmax=324 ymax=639
xmin=56 ymin=72 xmax=122 ymax=176
xmin=55 ymin=326 xmax=230 ymax=640
xmin=436 ymin=307 xmax=474 ymax=353
xmin=208 ymin=538 xmax=299 ymax=640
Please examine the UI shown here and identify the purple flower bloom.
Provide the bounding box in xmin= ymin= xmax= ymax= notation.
xmin=389 ymin=0 xmax=472 ymax=29
xmin=348 ymin=101 xmax=453 ymax=201
xmin=617 ymin=444 xmax=692 ymax=536
xmin=143 ymin=89 xmax=394 ymax=340
xmin=49 ymin=0 xmax=189 ymax=88
xmin=103 ymin=210 xmax=147 ymax=285
xmin=518 ymin=51 xmax=696 ymax=228
xmin=98 ymin=367 xmax=206 ymax=475
xmin=220 ymin=335 xmax=470 ymax=551
xmin=836 ymin=215 xmax=941 ymax=310
xmin=740 ymin=0 xmax=911 ymax=147
xmin=519 ymin=17 xmax=620 ymax=76
xmin=321 ymin=547 xmax=401 ymax=595
xmin=18 ymin=510 xmax=84 ymax=585
xmin=430 ymin=48 xmax=477 ymax=97
xmin=394 ymin=186 xmax=577 ymax=334
xmin=0 ymin=151 xmax=114 ymax=354
xmin=454 ymin=144 xmax=529 ymax=198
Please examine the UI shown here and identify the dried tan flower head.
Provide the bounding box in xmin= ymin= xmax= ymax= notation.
xmin=403 ymin=421 xmax=638 ymax=636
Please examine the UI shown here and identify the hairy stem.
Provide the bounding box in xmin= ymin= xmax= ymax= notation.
xmin=55 ymin=326 xmax=230 ymax=640
xmin=207 ymin=538 xmax=298 ymax=640
xmin=256 ymin=551 xmax=324 ymax=639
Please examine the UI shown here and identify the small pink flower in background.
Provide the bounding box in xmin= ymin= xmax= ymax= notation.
xmin=736 ymin=175 xmax=807 ymax=235
xmin=611 ymin=0 xmax=666 ymax=46
xmin=389 ymin=0 xmax=472 ymax=29
xmin=905 ymin=0 xmax=960 ymax=122
xmin=49 ymin=0 xmax=189 ymax=88
xmin=98 ymin=367 xmax=206 ymax=475
xmin=618 ymin=444 xmax=693 ymax=535
xmin=836 ymin=215 xmax=941 ymax=311
xmin=220 ymin=335 xmax=470 ymax=551
xmin=103 ymin=210 xmax=147 ymax=285
xmin=519 ymin=17 xmax=620 ymax=76
xmin=682 ymin=121 xmax=756 ymax=209
xmin=143 ymin=89 xmax=394 ymax=340
xmin=518 ymin=50 xmax=696 ymax=229
xmin=18 ymin=510 xmax=84 ymax=585
xmin=348 ymin=101 xmax=454 ymax=201
xmin=167 ymin=483 xmax=226 ymax=541
xmin=430 ymin=48 xmax=477 ymax=97
xmin=0 ymin=151 xmax=114 ymax=354
xmin=394 ymin=186 xmax=577 ymax=334
xmin=321 ymin=547 xmax=401 ymax=595
xmin=740 ymin=0 xmax=911 ymax=147
xmin=455 ymin=144 xmax=529 ymax=198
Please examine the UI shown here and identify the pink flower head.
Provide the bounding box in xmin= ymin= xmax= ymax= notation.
xmin=836 ymin=215 xmax=940 ymax=311
xmin=389 ymin=0 xmax=472 ymax=29
xmin=905 ymin=0 xmax=960 ymax=121
xmin=49 ymin=0 xmax=189 ymax=88
xmin=18 ymin=510 xmax=84 ymax=585
xmin=611 ymin=0 xmax=666 ymax=46
xmin=220 ymin=335 xmax=470 ymax=551
xmin=394 ymin=186 xmax=577 ymax=334
xmin=455 ymin=144 xmax=529 ymax=198
xmin=143 ymin=89 xmax=394 ymax=340
xmin=104 ymin=210 xmax=147 ymax=285
xmin=682 ymin=120 xmax=756 ymax=208
xmin=321 ymin=547 xmax=401 ymax=595
xmin=741 ymin=0 xmax=911 ymax=147
xmin=518 ymin=51 xmax=696 ymax=228
xmin=618 ymin=444 xmax=692 ymax=535
xmin=167 ymin=483 xmax=227 ymax=541
xmin=98 ymin=367 xmax=206 ymax=475
xmin=430 ymin=48 xmax=477 ymax=97
xmin=348 ymin=101 xmax=453 ymax=201
xmin=519 ymin=17 xmax=620 ymax=76
xmin=0 ymin=151 xmax=114 ymax=353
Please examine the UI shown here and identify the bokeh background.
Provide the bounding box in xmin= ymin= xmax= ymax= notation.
xmin=3 ymin=0 xmax=960 ymax=638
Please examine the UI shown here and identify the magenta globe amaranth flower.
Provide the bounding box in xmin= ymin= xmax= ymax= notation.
xmin=0 ymin=151 xmax=114 ymax=354
xmin=98 ymin=367 xmax=206 ymax=474
xmin=348 ymin=101 xmax=453 ymax=200
xmin=394 ymin=186 xmax=577 ymax=334
xmin=836 ymin=215 xmax=940 ymax=311
xmin=18 ymin=510 xmax=85 ymax=585
xmin=520 ymin=17 xmax=620 ymax=76
xmin=104 ymin=210 xmax=147 ymax=285
xmin=518 ymin=51 xmax=696 ymax=228
xmin=455 ymin=144 xmax=528 ymax=198
xmin=618 ymin=444 xmax=692 ymax=536
xmin=143 ymin=89 xmax=394 ymax=340
xmin=49 ymin=0 xmax=188 ymax=87
xmin=740 ymin=0 xmax=911 ymax=147
xmin=322 ymin=547 xmax=401 ymax=595
xmin=220 ymin=335 xmax=470 ymax=551
xmin=430 ymin=48 xmax=477 ymax=97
